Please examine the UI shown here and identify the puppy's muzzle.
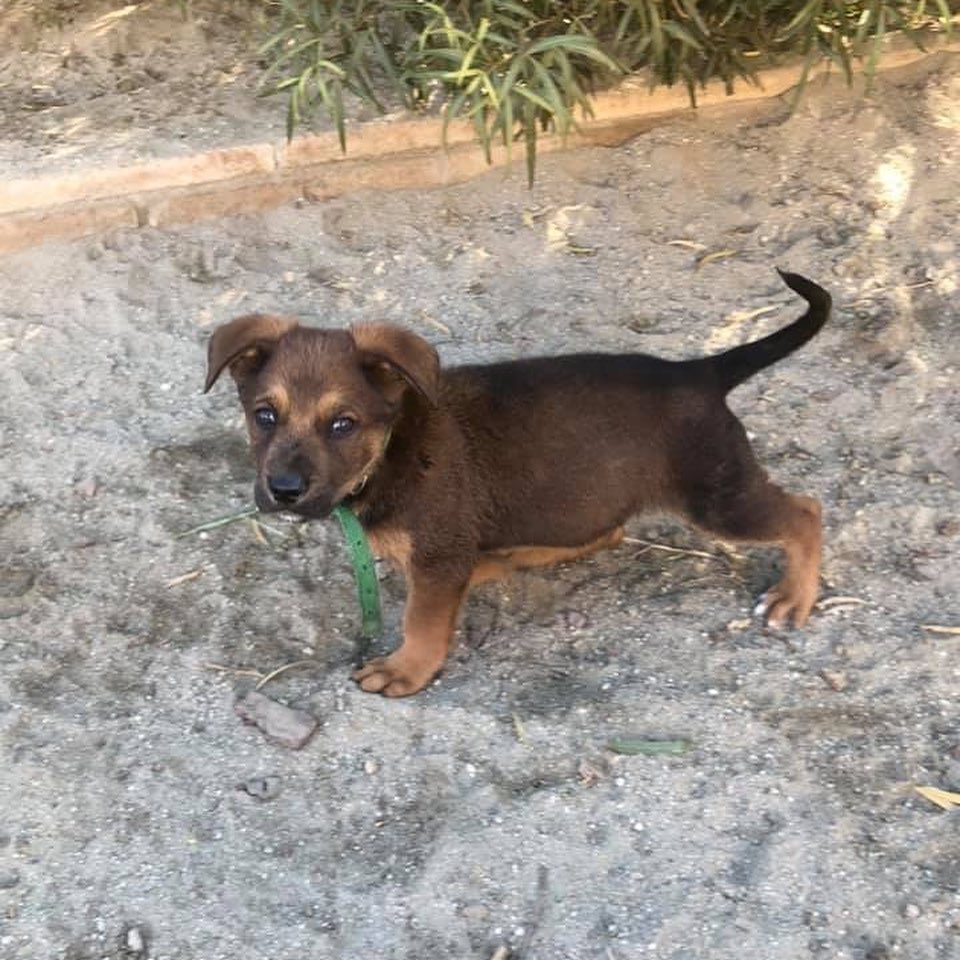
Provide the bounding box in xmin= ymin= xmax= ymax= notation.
xmin=256 ymin=472 xmax=336 ymax=518
xmin=266 ymin=471 xmax=307 ymax=506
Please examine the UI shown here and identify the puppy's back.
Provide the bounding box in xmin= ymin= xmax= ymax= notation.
xmin=440 ymin=354 xmax=715 ymax=548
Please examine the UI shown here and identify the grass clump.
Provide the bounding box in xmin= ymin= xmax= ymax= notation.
xmin=260 ymin=0 xmax=957 ymax=182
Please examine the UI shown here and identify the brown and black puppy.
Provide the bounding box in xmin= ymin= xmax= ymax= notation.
xmin=205 ymin=270 xmax=830 ymax=697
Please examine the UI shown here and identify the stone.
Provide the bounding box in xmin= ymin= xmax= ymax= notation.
xmin=238 ymin=775 xmax=283 ymax=801
xmin=235 ymin=691 xmax=318 ymax=750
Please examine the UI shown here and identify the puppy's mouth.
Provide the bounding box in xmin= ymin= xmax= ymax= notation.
xmin=254 ymin=474 xmax=368 ymax=519
xmin=254 ymin=483 xmax=328 ymax=518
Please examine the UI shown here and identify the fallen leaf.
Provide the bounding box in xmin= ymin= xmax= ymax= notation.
xmin=696 ymin=249 xmax=738 ymax=269
xmin=914 ymin=785 xmax=960 ymax=810
xmin=608 ymin=737 xmax=691 ymax=756
xmin=512 ymin=712 xmax=527 ymax=744
xmin=419 ymin=313 xmax=452 ymax=336
xmin=667 ymin=239 xmax=707 ymax=251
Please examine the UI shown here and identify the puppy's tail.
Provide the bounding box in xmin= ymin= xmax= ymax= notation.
xmin=706 ymin=270 xmax=832 ymax=393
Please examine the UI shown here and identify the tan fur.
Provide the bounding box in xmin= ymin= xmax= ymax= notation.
xmin=470 ymin=528 xmax=626 ymax=585
xmin=367 ymin=527 xmax=413 ymax=576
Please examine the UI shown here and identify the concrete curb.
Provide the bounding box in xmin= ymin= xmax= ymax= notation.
xmin=2 ymin=40 xmax=956 ymax=255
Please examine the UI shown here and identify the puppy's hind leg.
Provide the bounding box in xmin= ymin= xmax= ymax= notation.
xmin=676 ymin=420 xmax=822 ymax=627
xmin=747 ymin=492 xmax=821 ymax=627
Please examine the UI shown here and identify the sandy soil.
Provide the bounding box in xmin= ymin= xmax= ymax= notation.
xmin=0 ymin=0 xmax=332 ymax=180
xmin=1 ymin=5 xmax=960 ymax=960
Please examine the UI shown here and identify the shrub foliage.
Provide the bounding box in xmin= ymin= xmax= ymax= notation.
xmin=260 ymin=0 xmax=957 ymax=182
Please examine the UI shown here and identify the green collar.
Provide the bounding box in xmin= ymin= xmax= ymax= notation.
xmin=332 ymin=503 xmax=383 ymax=639
xmin=333 ymin=426 xmax=393 ymax=640
xmin=188 ymin=497 xmax=385 ymax=639
xmin=333 ymin=424 xmax=391 ymax=637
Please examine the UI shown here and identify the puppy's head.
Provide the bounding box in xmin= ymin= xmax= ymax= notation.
xmin=205 ymin=315 xmax=439 ymax=518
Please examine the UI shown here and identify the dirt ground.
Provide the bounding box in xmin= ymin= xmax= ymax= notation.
xmin=2 ymin=5 xmax=960 ymax=960
xmin=0 ymin=0 xmax=352 ymax=181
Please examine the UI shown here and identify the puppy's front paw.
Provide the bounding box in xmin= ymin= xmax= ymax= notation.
xmin=353 ymin=650 xmax=439 ymax=697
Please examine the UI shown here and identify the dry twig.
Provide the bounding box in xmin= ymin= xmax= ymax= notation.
xmin=166 ymin=568 xmax=204 ymax=588
xmin=203 ymin=662 xmax=264 ymax=681
xmin=624 ymin=536 xmax=742 ymax=563
xmin=817 ymin=596 xmax=868 ymax=610
xmin=255 ymin=659 xmax=318 ymax=691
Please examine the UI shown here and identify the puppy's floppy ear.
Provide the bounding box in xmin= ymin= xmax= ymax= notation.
xmin=204 ymin=314 xmax=298 ymax=393
xmin=350 ymin=324 xmax=440 ymax=406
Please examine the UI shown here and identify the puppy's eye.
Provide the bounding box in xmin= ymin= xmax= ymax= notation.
xmin=254 ymin=406 xmax=278 ymax=429
xmin=330 ymin=416 xmax=356 ymax=437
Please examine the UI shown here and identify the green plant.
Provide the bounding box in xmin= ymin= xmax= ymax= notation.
xmin=260 ymin=0 xmax=622 ymax=182
xmin=260 ymin=0 xmax=958 ymax=183
xmin=407 ymin=2 xmax=621 ymax=184
xmin=778 ymin=0 xmax=957 ymax=97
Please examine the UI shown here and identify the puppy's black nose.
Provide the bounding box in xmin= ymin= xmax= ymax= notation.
xmin=267 ymin=472 xmax=307 ymax=504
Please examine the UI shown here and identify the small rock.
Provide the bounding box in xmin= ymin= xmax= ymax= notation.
xmin=118 ymin=922 xmax=150 ymax=958
xmin=0 ymin=601 xmax=29 ymax=622
xmin=817 ymin=224 xmax=851 ymax=248
xmin=560 ymin=609 xmax=588 ymax=631
xmin=235 ymin=690 xmax=318 ymax=750
xmin=936 ymin=517 xmax=960 ymax=537
xmin=460 ymin=904 xmax=490 ymax=922
xmin=307 ymin=265 xmax=337 ymax=286
xmin=74 ymin=476 xmax=98 ymax=498
xmin=238 ymin=775 xmax=283 ymax=801
xmin=188 ymin=245 xmax=232 ymax=283
xmin=819 ymin=669 xmax=849 ymax=692
xmin=578 ymin=758 xmax=605 ymax=787
xmin=103 ymin=229 xmax=134 ymax=255
xmin=363 ymin=759 xmax=379 ymax=775
xmin=126 ymin=925 xmax=146 ymax=955
xmin=0 ymin=567 xmax=34 ymax=599
xmin=903 ymin=903 xmax=921 ymax=920
xmin=0 ymin=869 xmax=20 ymax=889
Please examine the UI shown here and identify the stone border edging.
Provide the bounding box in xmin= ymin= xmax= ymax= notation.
xmin=1 ymin=38 xmax=956 ymax=255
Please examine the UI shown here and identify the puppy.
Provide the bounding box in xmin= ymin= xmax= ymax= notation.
xmin=205 ymin=270 xmax=830 ymax=697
